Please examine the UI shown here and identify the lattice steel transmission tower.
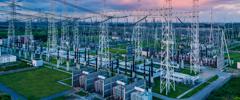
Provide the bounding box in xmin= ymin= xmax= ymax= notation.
xmin=209 ymin=9 xmax=213 ymax=43
xmin=24 ymin=19 xmax=33 ymax=59
xmin=132 ymin=22 xmax=143 ymax=60
xmin=61 ymin=0 xmax=70 ymax=71
xmin=98 ymin=0 xmax=110 ymax=70
xmin=8 ymin=0 xmax=16 ymax=54
xmin=190 ymin=0 xmax=200 ymax=74
xmin=73 ymin=0 xmax=80 ymax=69
xmin=160 ymin=0 xmax=176 ymax=95
xmin=47 ymin=0 xmax=58 ymax=61
xmin=98 ymin=20 xmax=109 ymax=69
xmin=219 ymin=29 xmax=231 ymax=69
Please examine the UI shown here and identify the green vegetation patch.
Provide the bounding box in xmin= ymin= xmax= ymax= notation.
xmin=226 ymin=52 xmax=240 ymax=69
xmin=208 ymin=77 xmax=240 ymax=100
xmin=230 ymin=45 xmax=240 ymax=51
xmin=61 ymin=78 xmax=72 ymax=86
xmin=76 ymin=91 xmax=88 ymax=96
xmin=153 ymin=78 xmax=192 ymax=98
xmin=109 ymin=48 xmax=127 ymax=54
xmin=0 ymin=61 xmax=31 ymax=72
xmin=208 ymin=75 xmax=219 ymax=83
xmin=0 ymin=67 xmax=71 ymax=99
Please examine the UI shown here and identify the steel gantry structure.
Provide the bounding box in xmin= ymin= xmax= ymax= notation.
xmin=7 ymin=0 xmax=16 ymax=54
xmin=0 ymin=0 xmax=231 ymax=98
xmin=98 ymin=0 xmax=110 ymax=72
xmin=159 ymin=0 xmax=176 ymax=95
xmin=190 ymin=0 xmax=200 ymax=74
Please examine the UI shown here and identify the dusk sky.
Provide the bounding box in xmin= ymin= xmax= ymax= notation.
xmin=0 ymin=0 xmax=240 ymax=22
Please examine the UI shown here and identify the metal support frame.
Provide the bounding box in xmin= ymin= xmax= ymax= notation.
xmin=160 ymin=0 xmax=176 ymax=95
xmin=190 ymin=0 xmax=200 ymax=74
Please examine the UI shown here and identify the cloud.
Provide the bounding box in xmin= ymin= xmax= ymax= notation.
xmin=0 ymin=0 xmax=240 ymax=22
xmin=109 ymin=0 xmax=210 ymax=9
xmin=214 ymin=3 xmax=240 ymax=10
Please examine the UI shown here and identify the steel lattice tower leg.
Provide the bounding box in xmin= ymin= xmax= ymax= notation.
xmin=98 ymin=0 xmax=110 ymax=71
xmin=160 ymin=0 xmax=176 ymax=95
xmin=190 ymin=0 xmax=200 ymax=74
xmin=24 ymin=19 xmax=33 ymax=60
xmin=8 ymin=0 xmax=16 ymax=54
xmin=47 ymin=1 xmax=58 ymax=62
xmin=132 ymin=23 xmax=143 ymax=61
xmin=73 ymin=20 xmax=80 ymax=69
xmin=98 ymin=21 xmax=109 ymax=70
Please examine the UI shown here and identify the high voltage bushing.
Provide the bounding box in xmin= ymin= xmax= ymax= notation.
xmin=95 ymin=57 xmax=98 ymax=71
xmin=87 ymin=50 xmax=90 ymax=66
xmin=132 ymin=56 xmax=136 ymax=78
xmin=143 ymin=59 xmax=146 ymax=79
xmin=125 ymin=56 xmax=128 ymax=75
xmin=84 ymin=48 xmax=87 ymax=61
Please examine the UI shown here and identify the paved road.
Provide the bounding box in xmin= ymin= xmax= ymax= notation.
xmin=186 ymin=72 xmax=231 ymax=100
xmin=0 ymin=83 xmax=27 ymax=100
xmin=41 ymin=89 xmax=75 ymax=100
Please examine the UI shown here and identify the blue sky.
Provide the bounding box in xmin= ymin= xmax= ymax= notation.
xmin=0 ymin=0 xmax=240 ymax=22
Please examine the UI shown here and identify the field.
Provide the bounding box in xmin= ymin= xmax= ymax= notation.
xmin=61 ymin=78 xmax=72 ymax=86
xmin=230 ymin=45 xmax=240 ymax=51
xmin=152 ymin=78 xmax=192 ymax=98
xmin=109 ymin=48 xmax=127 ymax=54
xmin=226 ymin=52 xmax=240 ymax=69
xmin=0 ymin=67 xmax=71 ymax=99
xmin=208 ymin=77 xmax=240 ymax=100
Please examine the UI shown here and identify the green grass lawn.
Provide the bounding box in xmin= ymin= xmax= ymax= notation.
xmin=76 ymin=91 xmax=88 ymax=96
xmin=152 ymin=78 xmax=192 ymax=98
xmin=61 ymin=78 xmax=72 ymax=86
xmin=230 ymin=45 xmax=240 ymax=51
xmin=208 ymin=75 xmax=219 ymax=83
xmin=226 ymin=52 xmax=240 ymax=69
xmin=50 ymin=57 xmax=58 ymax=64
xmin=0 ymin=91 xmax=11 ymax=100
xmin=208 ymin=77 xmax=240 ymax=100
xmin=0 ymin=67 xmax=71 ymax=99
xmin=109 ymin=48 xmax=127 ymax=54
xmin=181 ymin=75 xmax=219 ymax=98
xmin=0 ymin=61 xmax=31 ymax=72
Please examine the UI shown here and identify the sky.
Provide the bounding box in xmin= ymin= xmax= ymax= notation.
xmin=0 ymin=0 xmax=240 ymax=22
